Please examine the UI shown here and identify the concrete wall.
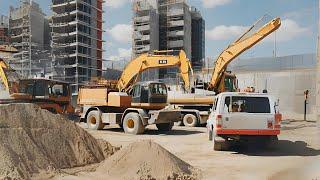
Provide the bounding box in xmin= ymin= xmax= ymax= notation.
xmin=235 ymin=70 xmax=316 ymax=120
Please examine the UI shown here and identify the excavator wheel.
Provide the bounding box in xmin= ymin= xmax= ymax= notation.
xmin=183 ymin=114 xmax=198 ymax=127
xmin=87 ymin=110 xmax=105 ymax=130
xmin=123 ymin=112 xmax=145 ymax=135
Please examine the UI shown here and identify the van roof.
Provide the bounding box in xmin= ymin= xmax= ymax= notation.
xmin=217 ymin=92 xmax=272 ymax=97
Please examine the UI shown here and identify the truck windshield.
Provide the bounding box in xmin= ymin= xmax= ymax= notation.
xmin=230 ymin=96 xmax=270 ymax=113
xmin=149 ymin=83 xmax=167 ymax=95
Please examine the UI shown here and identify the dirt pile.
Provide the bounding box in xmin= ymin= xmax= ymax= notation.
xmin=0 ymin=103 xmax=118 ymax=179
xmin=96 ymin=140 xmax=201 ymax=180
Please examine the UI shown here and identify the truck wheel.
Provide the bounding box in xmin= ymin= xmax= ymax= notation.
xmin=214 ymin=140 xmax=229 ymax=151
xmin=156 ymin=123 xmax=173 ymax=131
xmin=183 ymin=114 xmax=198 ymax=127
xmin=123 ymin=113 xmax=145 ymax=135
xmin=87 ymin=110 xmax=105 ymax=130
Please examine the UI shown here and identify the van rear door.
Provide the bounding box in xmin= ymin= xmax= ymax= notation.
xmin=222 ymin=96 xmax=274 ymax=130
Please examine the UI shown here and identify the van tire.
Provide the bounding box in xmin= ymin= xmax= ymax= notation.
xmin=156 ymin=123 xmax=173 ymax=131
xmin=214 ymin=140 xmax=229 ymax=151
xmin=183 ymin=114 xmax=198 ymax=127
xmin=87 ymin=110 xmax=105 ymax=130
xmin=123 ymin=112 xmax=145 ymax=135
xmin=266 ymin=135 xmax=279 ymax=149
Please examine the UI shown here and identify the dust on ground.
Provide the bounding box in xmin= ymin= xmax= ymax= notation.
xmin=75 ymin=120 xmax=320 ymax=180
xmin=0 ymin=103 xmax=118 ymax=180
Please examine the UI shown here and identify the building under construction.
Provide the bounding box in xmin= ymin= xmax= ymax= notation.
xmin=0 ymin=15 xmax=9 ymax=45
xmin=8 ymin=1 xmax=51 ymax=78
xmin=51 ymin=0 xmax=104 ymax=94
xmin=133 ymin=0 xmax=205 ymax=79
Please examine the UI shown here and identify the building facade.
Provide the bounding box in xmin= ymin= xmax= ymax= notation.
xmin=9 ymin=1 xmax=51 ymax=78
xmin=0 ymin=15 xmax=9 ymax=44
xmin=190 ymin=7 xmax=205 ymax=71
xmin=132 ymin=0 xmax=204 ymax=79
xmin=51 ymin=0 xmax=104 ymax=94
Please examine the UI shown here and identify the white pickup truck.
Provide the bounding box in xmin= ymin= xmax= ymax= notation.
xmin=207 ymin=92 xmax=282 ymax=151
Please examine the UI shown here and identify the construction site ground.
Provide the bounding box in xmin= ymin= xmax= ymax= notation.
xmin=79 ymin=120 xmax=320 ymax=180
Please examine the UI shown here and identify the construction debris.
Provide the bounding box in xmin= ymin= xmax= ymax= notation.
xmin=0 ymin=103 xmax=118 ymax=179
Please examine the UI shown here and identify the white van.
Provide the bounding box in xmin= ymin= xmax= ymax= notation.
xmin=207 ymin=92 xmax=282 ymax=151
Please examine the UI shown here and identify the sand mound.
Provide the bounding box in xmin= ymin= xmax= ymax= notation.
xmin=0 ymin=103 xmax=118 ymax=179
xmin=97 ymin=140 xmax=201 ymax=180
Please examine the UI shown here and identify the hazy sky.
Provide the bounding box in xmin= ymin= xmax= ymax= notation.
xmin=0 ymin=0 xmax=318 ymax=61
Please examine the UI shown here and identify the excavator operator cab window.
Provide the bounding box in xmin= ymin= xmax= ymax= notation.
xmin=149 ymin=83 xmax=167 ymax=95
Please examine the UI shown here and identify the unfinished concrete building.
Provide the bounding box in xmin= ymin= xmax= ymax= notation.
xmin=0 ymin=15 xmax=9 ymax=44
xmin=9 ymin=1 xmax=51 ymax=78
xmin=51 ymin=0 xmax=104 ymax=94
xmin=132 ymin=0 xmax=204 ymax=79
xmin=190 ymin=7 xmax=205 ymax=71
xmin=133 ymin=0 xmax=159 ymax=58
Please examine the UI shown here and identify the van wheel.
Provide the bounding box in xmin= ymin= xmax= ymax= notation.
xmin=87 ymin=110 xmax=105 ymax=130
xmin=156 ymin=123 xmax=173 ymax=131
xmin=214 ymin=140 xmax=229 ymax=151
xmin=183 ymin=114 xmax=198 ymax=127
xmin=123 ymin=113 xmax=145 ymax=135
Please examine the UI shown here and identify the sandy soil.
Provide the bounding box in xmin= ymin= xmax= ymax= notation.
xmin=72 ymin=120 xmax=320 ymax=180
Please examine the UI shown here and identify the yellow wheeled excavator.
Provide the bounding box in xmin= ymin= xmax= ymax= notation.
xmin=77 ymin=50 xmax=193 ymax=134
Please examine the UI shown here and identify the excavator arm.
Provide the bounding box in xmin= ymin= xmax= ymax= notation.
xmin=0 ymin=58 xmax=11 ymax=91
xmin=208 ymin=16 xmax=281 ymax=92
xmin=117 ymin=50 xmax=193 ymax=92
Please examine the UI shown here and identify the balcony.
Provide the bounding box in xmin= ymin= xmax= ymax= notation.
xmin=168 ymin=40 xmax=183 ymax=48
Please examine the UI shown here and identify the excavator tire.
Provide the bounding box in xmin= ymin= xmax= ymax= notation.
xmin=183 ymin=114 xmax=198 ymax=127
xmin=123 ymin=112 xmax=145 ymax=135
xmin=156 ymin=122 xmax=174 ymax=131
xmin=87 ymin=110 xmax=105 ymax=130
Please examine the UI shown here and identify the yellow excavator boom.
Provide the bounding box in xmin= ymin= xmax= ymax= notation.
xmin=0 ymin=58 xmax=11 ymax=91
xmin=208 ymin=16 xmax=281 ymax=90
xmin=117 ymin=50 xmax=193 ymax=92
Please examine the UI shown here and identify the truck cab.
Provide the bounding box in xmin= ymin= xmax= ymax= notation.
xmin=207 ymin=92 xmax=282 ymax=151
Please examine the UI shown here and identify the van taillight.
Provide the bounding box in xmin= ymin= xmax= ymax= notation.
xmin=274 ymin=114 xmax=282 ymax=129
xmin=216 ymin=114 xmax=222 ymax=128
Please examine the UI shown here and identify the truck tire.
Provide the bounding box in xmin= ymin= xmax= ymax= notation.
xmin=183 ymin=114 xmax=198 ymax=127
xmin=156 ymin=123 xmax=173 ymax=131
xmin=87 ymin=110 xmax=105 ymax=130
xmin=123 ymin=113 xmax=145 ymax=135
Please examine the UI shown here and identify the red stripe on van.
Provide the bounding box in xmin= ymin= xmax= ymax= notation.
xmin=216 ymin=129 xmax=280 ymax=135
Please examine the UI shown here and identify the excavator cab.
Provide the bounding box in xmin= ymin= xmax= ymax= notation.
xmin=216 ymin=72 xmax=238 ymax=93
xmin=131 ymin=81 xmax=168 ymax=109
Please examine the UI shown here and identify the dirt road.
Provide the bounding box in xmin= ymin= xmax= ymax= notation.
xmin=77 ymin=121 xmax=319 ymax=180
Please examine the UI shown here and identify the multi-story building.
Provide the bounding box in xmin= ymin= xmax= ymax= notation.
xmin=133 ymin=0 xmax=204 ymax=79
xmin=190 ymin=7 xmax=205 ymax=71
xmin=9 ymin=1 xmax=51 ymax=78
xmin=133 ymin=0 xmax=159 ymax=58
xmin=0 ymin=15 xmax=9 ymax=44
xmin=51 ymin=0 xmax=104 ymax=94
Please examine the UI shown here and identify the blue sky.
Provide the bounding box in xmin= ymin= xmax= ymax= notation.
xmin=0 ymin=0 xmax=318 ymax=61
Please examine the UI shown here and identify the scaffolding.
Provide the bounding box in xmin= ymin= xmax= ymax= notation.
xmin=51 ymin=0 xmax=104 ymax=94
xmin=9 ymin=0 xmax=51 ymax=78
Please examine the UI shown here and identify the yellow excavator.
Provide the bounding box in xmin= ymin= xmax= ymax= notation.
xmin=77 ymin=50 xmax=193 ymax=134
xmin=0 ymin=54 xmax=74 ymax=114
xmin=207 ymin=16 xmax=281 ymax=93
